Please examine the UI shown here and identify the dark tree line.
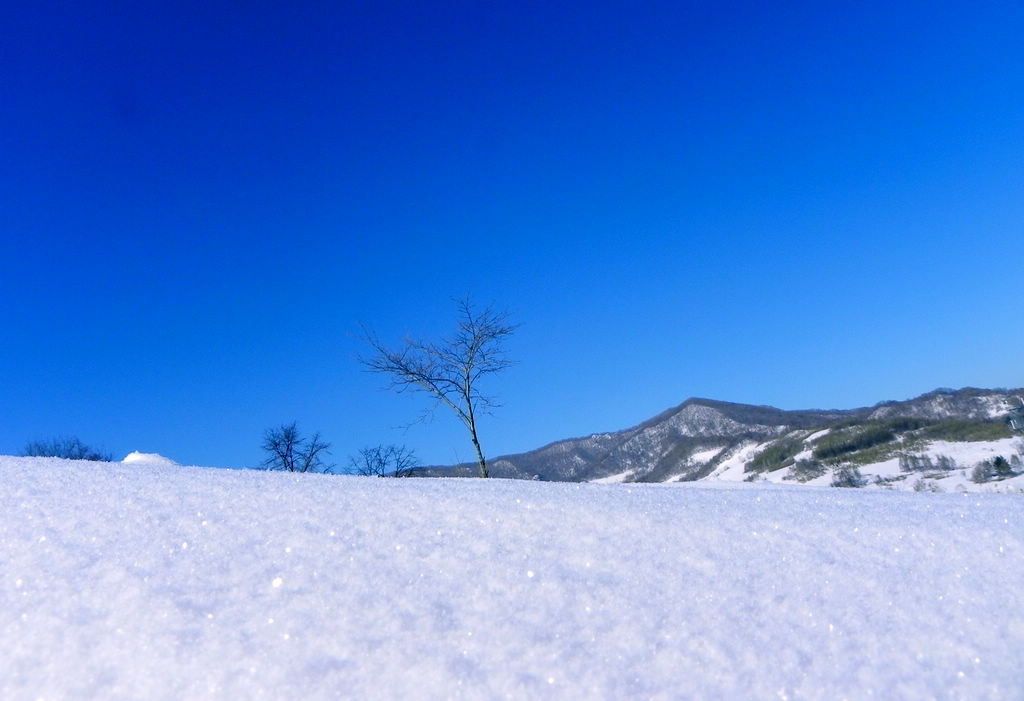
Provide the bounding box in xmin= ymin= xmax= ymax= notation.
xmin=24 ymin=436 xmax=111 ymax=462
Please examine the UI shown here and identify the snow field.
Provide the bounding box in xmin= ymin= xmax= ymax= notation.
xmin=2 ymin=456 xmax=1023 ymax=699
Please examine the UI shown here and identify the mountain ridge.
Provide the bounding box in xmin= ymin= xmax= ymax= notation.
xmin=425 ymin=387 xmax=1024 ymax=485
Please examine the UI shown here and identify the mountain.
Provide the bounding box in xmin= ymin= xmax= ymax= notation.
xmin=426 ymin=387 xmax=1024 ymax=488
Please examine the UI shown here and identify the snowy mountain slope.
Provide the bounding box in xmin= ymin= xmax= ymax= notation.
xmin=869 ymin=387 xmax=1021 ymax=421
xmin=466 ymin=399 xmax=850 ymax=482
xmin=711 ymin=433 xmax=1024 ymax=493
xmin=2 ymin=456 xmax=1024 ymax=699
xmin=432 ymin=388 xmax=1024 ymax=485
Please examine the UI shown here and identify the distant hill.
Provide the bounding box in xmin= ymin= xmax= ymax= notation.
xmin=423 ymin=387 xmax=1024 ymax=490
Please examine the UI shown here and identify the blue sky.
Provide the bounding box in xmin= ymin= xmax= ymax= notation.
xmin=2 ymin=1 xmax=1022 ymax=468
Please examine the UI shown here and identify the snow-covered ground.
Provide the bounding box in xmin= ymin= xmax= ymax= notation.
xmin=3 ymin=456 xmax=1023 ymax=699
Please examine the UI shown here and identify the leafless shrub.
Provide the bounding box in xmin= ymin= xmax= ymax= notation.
xmin=261 ymin=423 xmax=332 ymax=473
xmin=349 ymin=444 xmax=419 ymax=477
xmin=24 ymin=436 xmax=111 ymax=461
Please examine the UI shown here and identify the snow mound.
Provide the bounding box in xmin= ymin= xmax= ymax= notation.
xmin=122 ymin=451 xmax=179 ymax=467
xmin=2 ymin=456 xmax=1023 ymax=699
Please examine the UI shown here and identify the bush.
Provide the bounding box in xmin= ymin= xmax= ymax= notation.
xmin=788 ymin=459 xmax=826 ymax=482
xmin=831 ymin=465 xmax=866 ymax=488
xmin=23 ymin=437 xmax=111 ymax=461
xmin=913 ymin=478 xmax=943 ymax=493
xmin=993 ymin=456 xmax=1012 ymax=478
xmin=873 ymin=475 xmax=900 ymax=489
xmin=971 ymin=456 xmax=1014 ymax=483
xmin=899 ymin=454 xmax=933 ymax=472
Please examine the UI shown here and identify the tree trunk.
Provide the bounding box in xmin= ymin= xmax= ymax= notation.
xmin=469 ymin=424 xmax=488 ymax=478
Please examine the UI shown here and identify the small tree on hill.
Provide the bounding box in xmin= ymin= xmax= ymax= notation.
xmin=261 ymin=423 xmax=332 ymax=473
xmin=361 ymin=297 xmax=517 ymax=478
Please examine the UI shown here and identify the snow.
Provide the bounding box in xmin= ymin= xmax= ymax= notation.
xmin=122 ymin=451 xmax=180 ymax=467
xmin=708 ymin=440 xmax=766 ymax=480
xmin=3 ymin=456 xmax=1024 ymax=699
xmin=916 ymin=438 xmax=1020 ymax=467
xmin=804 ymin=428 xmax=832 ymax=443
xmin=657 ymin=446 xmax=725 ymax=482
xmin=686 ymin=446 xmax=722 ymax=464
xmin=591 ymin=470 xmax=632 ymax=484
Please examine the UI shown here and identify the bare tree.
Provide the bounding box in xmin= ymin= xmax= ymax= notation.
xmin=349 ymin=444 xmax=420 ymax=477
xmin=361 ymin=298 xmax=516 ymax=478
xmin=261 ymin=422 xmax=333 ymax=473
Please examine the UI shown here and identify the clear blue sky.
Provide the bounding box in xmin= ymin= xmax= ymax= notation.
xmin=3 ymin=1 xmax=1022 ymax=468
